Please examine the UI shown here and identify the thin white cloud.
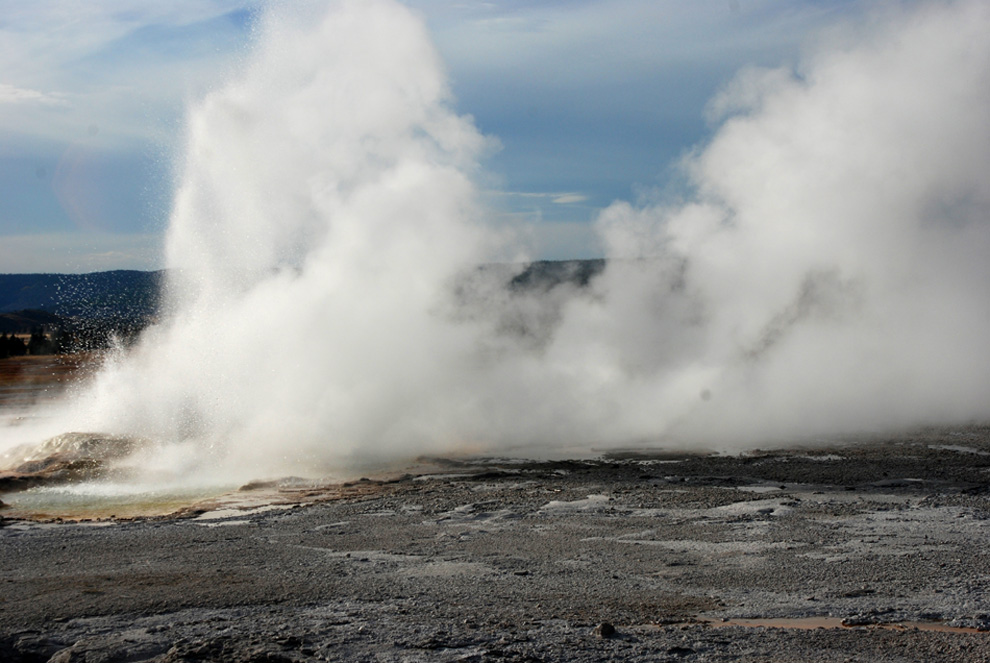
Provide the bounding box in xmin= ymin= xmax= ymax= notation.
xmin=498 ymin=190 xmax=587 ymax=202
xmin=0 ymin=1 xmax=256 ymax=147
xmin=551 ymin=193 xmax=588 ymax=204
xmin=423 ymin=0 xmax=837 ymax=83
xmin=0 ymin=82 xmax=68 ymax=107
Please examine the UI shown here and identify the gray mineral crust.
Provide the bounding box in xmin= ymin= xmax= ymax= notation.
xmin=2 ymin=425 xmax=989 ymax=662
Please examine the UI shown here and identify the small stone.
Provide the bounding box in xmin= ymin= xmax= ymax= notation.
xmin=238 ymin=480 xmax=277 ymax=491
xmin=842 ymin=587 xmax=875 ymax=598
xmin=667 ymin=646 xmax=696 ymax=657
xmin=841 ymin=615 xmax=873 ymax=627
xmin=594 ymin=622 xmax=616 ymax=639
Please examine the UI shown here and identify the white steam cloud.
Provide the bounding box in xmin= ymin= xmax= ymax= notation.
xmin=4 ymin=0 xmax=990 ymax=483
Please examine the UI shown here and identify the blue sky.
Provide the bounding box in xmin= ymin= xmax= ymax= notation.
xmin=0 ymin=0 xmax=868 ymax=273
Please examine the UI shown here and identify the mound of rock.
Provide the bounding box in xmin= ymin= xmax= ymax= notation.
xmin=0 ymin=432 xmax=143 ymax=492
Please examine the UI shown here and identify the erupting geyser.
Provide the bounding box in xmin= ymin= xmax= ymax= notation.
xmin=3 ymin=0 xmax=990 ymax=487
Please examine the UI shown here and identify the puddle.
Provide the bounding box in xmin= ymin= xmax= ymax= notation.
xmin=198 ymin=519 xmax=253 ymax=527
xmin=194 ymin=504 xmax=292 ymax=521
xmin=540 ymin=494 xmax=613 ymax=513
xmin=0 ymin=483 xmax=234 ymax=521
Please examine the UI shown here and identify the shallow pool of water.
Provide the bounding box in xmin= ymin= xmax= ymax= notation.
xmin=0 ymin=481 xmax=235 ymax=521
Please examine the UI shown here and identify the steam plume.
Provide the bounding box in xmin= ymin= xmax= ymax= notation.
xmin=4 ymin=0 xmax=990 ymax=483
xmin=583 ymin=0 xmax=990 ymax=445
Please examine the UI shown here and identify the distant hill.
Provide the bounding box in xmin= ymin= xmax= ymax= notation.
xmin=1 ymin=261 xmax=606 ymax=317
xmin=0 ymin=309 xmax=63 ymax=334
xmin=0 ymin=260 xmax=606 ymax=337
xmin=0 ymin=270 xmax=164 ymax=319
xmin=508 ymin=259 xmax=605 ymax=291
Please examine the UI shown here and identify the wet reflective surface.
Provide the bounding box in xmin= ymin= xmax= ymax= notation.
xmin=0 ymin=354 xmax=100 ymax=411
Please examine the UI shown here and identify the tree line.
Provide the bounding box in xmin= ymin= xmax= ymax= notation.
xmin=1 ymin=328 xmax=68 ymax=358
xmin=0 ymin=318 xmax=148 ymax=359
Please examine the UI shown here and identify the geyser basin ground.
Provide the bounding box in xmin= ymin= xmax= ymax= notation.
xmin=2 ymin=427 xmax=989 ymax=662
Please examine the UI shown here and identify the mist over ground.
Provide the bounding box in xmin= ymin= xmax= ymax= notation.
xmin=3 ymin=0 xmax=989 ymax=484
